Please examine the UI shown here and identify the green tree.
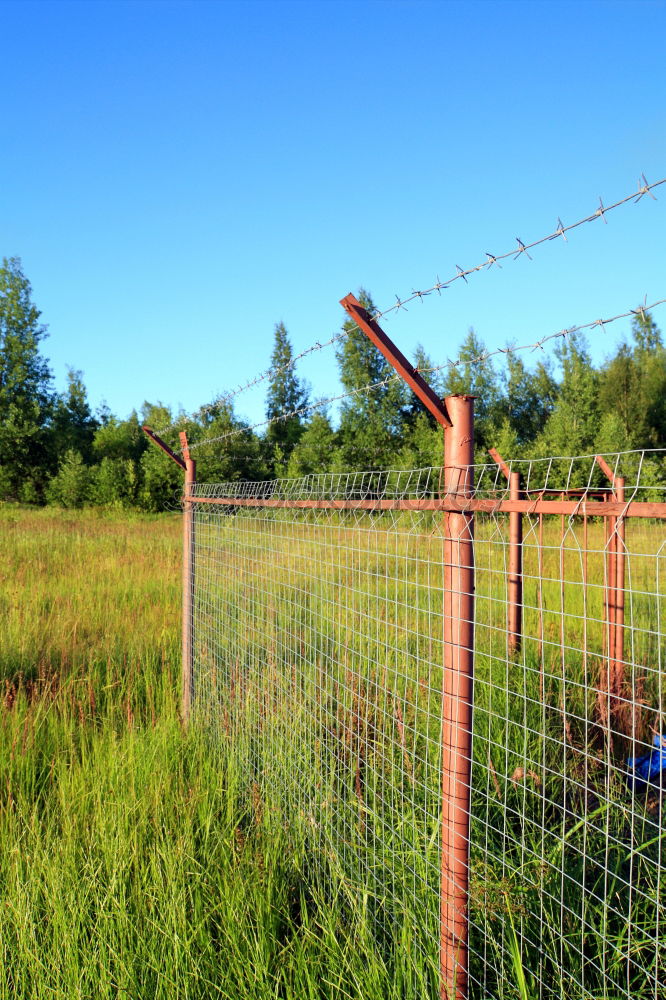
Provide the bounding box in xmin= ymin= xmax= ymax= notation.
xmin=52 ymin=368 xmax=98 ymax=464
xmin=502 ymin=352 xmax=558 ymax=445
xmin=396 ymin=410 xmax=442 ymax=469
xmin=137 ymin=402 xmax=182 ymax=512
xmin=286 ymin=410 xmax=336 ymax=477
xmin=265 ymin=322 xmax=308 ymax=471
xmin=192 ymin=402 xmax=267 ymax=485
xmin=45 ymin=449 xmax=91 ymax=508
xmin=597 ymin=310 xmax=666 ymax=451
xmin=92 ymin=411 xmax=146 ymax=464
xmin=535 ymin=333 xmax=598 ymax=466
xmin=90 ymin=456 xmax=140 ymax=507
xmin=0 ymin=257 xmax=54 ymax=500
xmin=631 ymin=310 xmax=666 ymax=448
xmin=443 ymin=329 xmax=504 ymax=452
xmin=336 ymin=289 xmax=407 ymax=470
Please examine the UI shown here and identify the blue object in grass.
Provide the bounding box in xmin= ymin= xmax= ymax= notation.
xmin=627 ymin=734 xmax=666 ymax=792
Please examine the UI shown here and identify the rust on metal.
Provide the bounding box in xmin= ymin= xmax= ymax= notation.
xmin=340 ymin=293 xmax=452 ymax=428
xmin=489 ymin=450 xmax=523 ymax=654
xmin=508 ymin=470 xmax=523 ymax=655
xmin=441 ymin=393 xmax=475 ymax=1000
xmin=181 ymin=438 xmax=196 ymax=724
xmin=142 ymin=425 xmax=187 ymax=470
xmin=188 ymin=494 xmax=666 ymax=519
xmin=612 ymin=477 xmax=626 ymax=710
xmin=488 ymin=447 xmax=511 ymax=479
xmin=595 ymin=453 xmax=618 ymax=486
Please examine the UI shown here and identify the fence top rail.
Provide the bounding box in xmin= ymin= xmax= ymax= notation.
xmin=188 ymin=494 xmax=666 ymax=518
xmin=187 ymin=450 xmax=666 ymax=509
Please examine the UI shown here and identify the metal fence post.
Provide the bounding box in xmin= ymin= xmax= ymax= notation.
xmin=489 ymin=449 xmax=523 ymax=654
xmin=180 ymin=432 xmax=196 ymax=725
xmin=508 ymin=470 xmax=523 ymax=654
xmin=595 ymin=457 xmax=626 ymax=729
xmin=613 ymin=476 xmax=626 ymax=706
xmin=337 ymin=296 xmax=477 ymax=999
xmin=441 ymin=394 xmax=475 ymax=1000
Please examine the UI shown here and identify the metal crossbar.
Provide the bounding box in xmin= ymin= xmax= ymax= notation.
xmin=187 ymin=451 xmax=666 ymax=1000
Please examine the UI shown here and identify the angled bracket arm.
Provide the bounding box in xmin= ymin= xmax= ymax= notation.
xmin=488 ymin=448 xmax=511 ymax=480
xmin=142 ymin=426 xmax=187 ymax=470
xmin=595 ymin=454 xmax=619 ymax=492
xmin=340 ymin=293 xmax=452 ymax=428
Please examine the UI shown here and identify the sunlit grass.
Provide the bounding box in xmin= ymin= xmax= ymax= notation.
xmin=0 ymin=506 xmax=422 ymax=1000
xmin=1 ymin=504 xmax=664 ymax=999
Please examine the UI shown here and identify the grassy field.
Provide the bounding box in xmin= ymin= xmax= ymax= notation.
xmin=190 ymin=504 xmax=666 ymax=1000
xmin=1 ymin=504 xmax=664 ymax=1000
xmin=0 ymin=506 xmax=411 ymax=1000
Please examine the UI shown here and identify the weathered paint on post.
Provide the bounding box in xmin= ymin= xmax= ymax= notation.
xmin=339 ymin=294 xmax=452 ymax=428
xmin=441 ymin=394 xmax=475 ymax=1000
xmin=508 ymin=470 xmax=523 ymax=655
xmin=613 ymin=477 xmax=626 ymax=706
xmin=488 ymin=450 xmax=523 ymax=654
xmin=181 ymin=432 xmax=196 ymax=724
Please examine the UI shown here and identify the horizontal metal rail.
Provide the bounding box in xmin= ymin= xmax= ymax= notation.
xmin=188 ymin=494 xmax=666 ymax=518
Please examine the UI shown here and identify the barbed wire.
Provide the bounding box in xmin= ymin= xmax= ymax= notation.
xmin=417 ymin=295 xmax=666 ymax=378
xmin=156 ymin=173 xmax=664 ymax=438
xmin=184 ymin=295 xmax=666 ymax=454
xmin=155 ymin=329 xmax=348 ymax=437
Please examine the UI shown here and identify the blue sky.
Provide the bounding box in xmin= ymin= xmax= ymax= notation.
xmin=2 ymin=0 xmax=665 ymax=428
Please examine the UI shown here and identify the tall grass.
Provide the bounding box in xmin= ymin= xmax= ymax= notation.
xmin=2 ymin=505 xmax=664 ymax=998
xmin=0 ymin=507 xmax=414 ymax=1000
xmin=189 ymin=505 xmax=666 ymax=1000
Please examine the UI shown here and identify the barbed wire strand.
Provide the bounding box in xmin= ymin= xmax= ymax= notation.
xmin=184 ymin=295 xmax=666 ymax=454
xmin=155 ymin=174 xmax=664 ymax=437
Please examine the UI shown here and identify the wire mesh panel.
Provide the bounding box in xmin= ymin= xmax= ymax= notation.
xmin=188 ymin=454 xmax=666 ymax=1000
xmin=470 ymin=453 xmax=666 ymax=1000
xmin=192 ymin=469 xmax=447 ymax=995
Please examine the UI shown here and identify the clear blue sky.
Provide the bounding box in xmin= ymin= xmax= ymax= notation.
xmin=2 ymin=0 xmax=665 ymax=428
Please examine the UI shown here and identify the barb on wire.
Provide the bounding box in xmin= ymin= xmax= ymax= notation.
xmin=363 ymin=174 xmax=664 ymax=319
xmin=154 ymin=329 xmax=348 ymax=437
xmin=417 ymin=297 xmax=666 ymax=378
xmin=186 ymin=371 xmax=401 ymax=454
xmin=184 ymin=295 xmax=666 ymax=455
xmin=158 ymin=173 xmax=664 ymax=438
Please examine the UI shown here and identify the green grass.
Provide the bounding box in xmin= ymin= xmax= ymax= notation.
xmin=188 ymin=506 xmax=666 ymax=1000
xmin=1 ymin=505 xmax=664 ymax=999
xmin=0 ymin=506 xmax=426 ymax=1000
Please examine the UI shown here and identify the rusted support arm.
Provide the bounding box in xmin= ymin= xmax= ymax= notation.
xmin=595 ymin=454 xmax=618 ymax=489
xmin=488 ymin=447 xmax=510 ymax=479
xmin=142 ymin=426 xmax=187 ymax=470
xmin=340 ymin=293 xmax=452 ymax=428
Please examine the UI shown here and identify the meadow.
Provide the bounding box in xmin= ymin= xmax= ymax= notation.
xmin=190 ymin=502 xmax=666 ymax=1000
xmin=1 ymin=504 xmax=664 ymax=999
xmin=0 ymin=507 xmax=408 ymax=1000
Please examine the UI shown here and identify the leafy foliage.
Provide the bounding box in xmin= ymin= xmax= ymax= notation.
xmin=2 ymin=259 xmax=665 ymax=506
xmin=0 ymin=257 xmax=54 ymax=499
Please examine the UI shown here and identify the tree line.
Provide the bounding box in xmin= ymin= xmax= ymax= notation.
xmin=2 ymin=257 xmax=665 ymax=510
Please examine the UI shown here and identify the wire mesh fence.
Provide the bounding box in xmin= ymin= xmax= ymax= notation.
xmin=185 ymin=449 xmax=666 ymax=1000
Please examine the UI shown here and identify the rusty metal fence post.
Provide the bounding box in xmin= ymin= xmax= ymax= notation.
xmin=489 ymin=449 xmax=523 ymax=654
xmin=180 ymin=432 xmax=196 ymax=724
xmin=339 ymin=296 xmax=476 ymax=1000
xmin=595 ymin=457 xmax=626 ymax=727
xmin=613 ymin=476 xmax=626 ymax=706
xmin=441 ymin=395 xmax=475 ymax=1000
xmin=508 ymin=470 xmax=523 ymax=655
